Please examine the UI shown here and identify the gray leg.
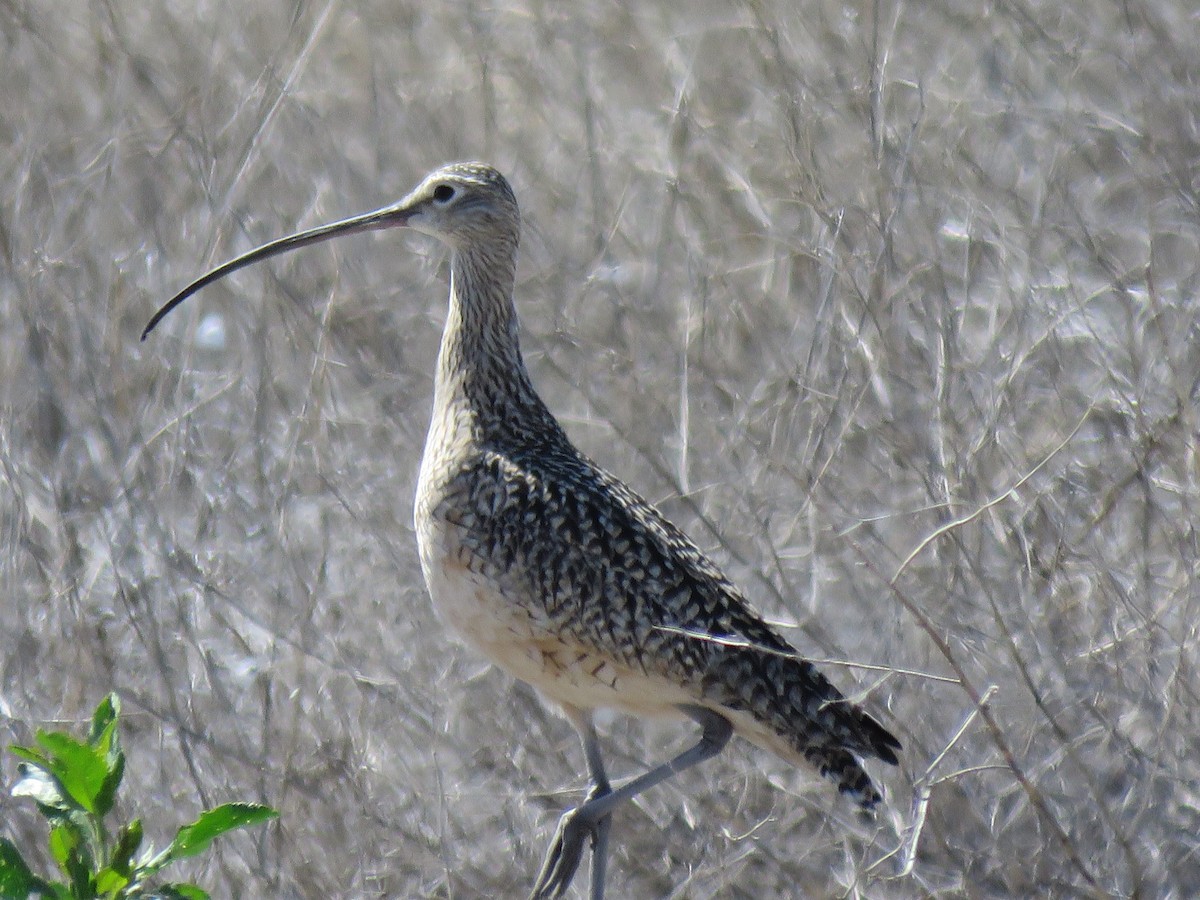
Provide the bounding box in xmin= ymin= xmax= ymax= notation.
xmin=578 ymin=718 xmax=612 ymax=900
xmin=529 ymin=705 xmax=732 ymax=899
xmin=532 ymin=707 xmax=612 ymax=900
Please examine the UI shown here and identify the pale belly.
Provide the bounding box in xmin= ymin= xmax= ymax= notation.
xmin=414 ymin=511 xmax=695 ymax=719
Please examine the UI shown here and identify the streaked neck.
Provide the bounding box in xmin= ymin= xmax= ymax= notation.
xmin=433 ymin=243 xmax=560 ymax=447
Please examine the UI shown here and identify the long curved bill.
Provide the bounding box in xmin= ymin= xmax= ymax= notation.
xmin=141 ymin=200 xmax=416 ymax=341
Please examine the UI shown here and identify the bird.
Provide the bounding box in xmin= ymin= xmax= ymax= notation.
xmin=143 ymin=162 xmax=901 ymax=899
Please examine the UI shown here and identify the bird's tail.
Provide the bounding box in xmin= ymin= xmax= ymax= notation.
xmin=706 ymin=647 xmax=901 ymax=810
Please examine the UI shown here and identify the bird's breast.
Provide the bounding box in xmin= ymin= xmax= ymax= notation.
xmin=413 ymin=461 xmax=698 ymax=718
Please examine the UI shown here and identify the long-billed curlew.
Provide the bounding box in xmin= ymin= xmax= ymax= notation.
xmin=143 ymin=162 xmax=901 ymax=899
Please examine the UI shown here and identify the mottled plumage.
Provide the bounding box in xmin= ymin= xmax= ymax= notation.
xmin=410 ymin=163 xmax=898 ymax=806
xmin=144 ymin=161 xmax=900 ymax=900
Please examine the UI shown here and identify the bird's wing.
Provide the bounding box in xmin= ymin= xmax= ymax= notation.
xmin=450 ymin=444 xmax=900 ymax=781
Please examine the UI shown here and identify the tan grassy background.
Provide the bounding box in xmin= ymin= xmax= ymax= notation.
xmin=2 ymin=1 xmax=1198 ymax=896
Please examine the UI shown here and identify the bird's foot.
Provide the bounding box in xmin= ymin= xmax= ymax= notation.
xmin=530 ymin=785 xmax=611 ymax=900
xmin=529 ymin=807 xmax=593 ymax=899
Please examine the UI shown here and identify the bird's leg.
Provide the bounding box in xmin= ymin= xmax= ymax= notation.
xmin=532 ymin=707 xmax=612 ymax=900
xmin=529 ymin=705 xmax=732 ymax=900
xmin=578 ymin=715 xmax=611 ymax=900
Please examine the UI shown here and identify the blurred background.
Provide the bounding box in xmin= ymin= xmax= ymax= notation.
xmin=2 ymin=1 xmax=1198 ymax=896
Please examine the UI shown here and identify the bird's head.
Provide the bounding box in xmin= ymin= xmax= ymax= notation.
xmin=141 ymin=162 xmax=519 ymax=340
xmin=400 ymin=162 xmax=520 ymax=250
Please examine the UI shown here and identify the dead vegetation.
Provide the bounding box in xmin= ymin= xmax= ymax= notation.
xmin=2 ymin=1 xmax=1197 ymax=896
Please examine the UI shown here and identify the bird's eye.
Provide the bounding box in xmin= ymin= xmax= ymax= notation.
xmin=432 ymin=184 xmax=456 ymax=203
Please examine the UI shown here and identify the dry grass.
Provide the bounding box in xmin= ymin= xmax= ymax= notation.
xmin=2 ymin=1 xmax=1198 ymax=896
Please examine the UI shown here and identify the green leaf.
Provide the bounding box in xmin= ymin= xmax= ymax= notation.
xmin=109 ymin=820 xmax=142 ymax=877
xmin=9 ymin=744 xmax=52 ymax=769
xmin=33 ymin=731 xmax=110 ymax=814
xmin=91 ymin=745 xmax=123 ymax=821
xmin=48 ymin=823 xmax=85 ymax=873
xmin=0 ymin=837 xmax=43 ymax=897
xmin=88 ymin=702 xmax=124 ymax=819
xmin=87 ymin=696 xmax=119 ymax=747
xmin=91 ymin=865 xmax=128 ymax=895
xmin=153 ymin=885 xmax=209 ymax=900
xmin=61 ymin=847 xmax=91 ymax=900
xmin=165 ymin=803 xmax=278 ymax=862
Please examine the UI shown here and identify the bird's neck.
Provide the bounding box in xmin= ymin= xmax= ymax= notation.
xmin=432 ymin=245 xmax=561 ymax=448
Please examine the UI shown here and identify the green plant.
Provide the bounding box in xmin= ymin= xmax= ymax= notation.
xmin=0 ymin=695 xmax=277 ymax=900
